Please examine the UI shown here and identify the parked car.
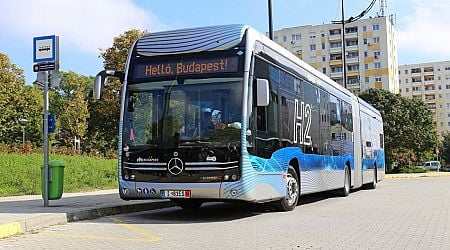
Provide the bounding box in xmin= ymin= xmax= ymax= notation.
xmin=423 ymin=161 xmax=441 ymax=171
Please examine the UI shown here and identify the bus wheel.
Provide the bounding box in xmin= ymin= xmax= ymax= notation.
xmin=173 ymin=199 xmax=203 ymax=209
xmin=273 ymin=166 xmax=299 ymax=211
xmin=368 ymin=167 xmax=377 ymax=189
xmin=338 ymin=166 xmax=350 ymax=197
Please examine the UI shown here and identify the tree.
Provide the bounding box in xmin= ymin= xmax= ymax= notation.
xmin=441 ymin=132 xmax=450 ymax=166
xmin=51 ymin=71 xmax=92 ymax=148
xmin=0 ymin=53 xmax=43 ymax=145
xmin=359 ymin=89 xmax=437 ymax=170
xmin=86 ymin=29 xmax=147 ymax=154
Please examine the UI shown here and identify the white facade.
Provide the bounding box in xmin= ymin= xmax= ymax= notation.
xmin=273 ymin=16 xmax=399 ymax=95
xmin=399 ymin=61 xmax=450 ymax=137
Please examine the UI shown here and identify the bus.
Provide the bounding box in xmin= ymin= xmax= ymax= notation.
xmin=93 ymin=24 xmax=385 ymax=211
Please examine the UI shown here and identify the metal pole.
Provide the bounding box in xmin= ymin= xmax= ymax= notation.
xmin=341 ymin=0 xmax=347 ymax=89
xmin=268 ymin=0 xmax=274 ymax=40
xmin=43 ymin=71 xmax=49 ymax=207
xmin=22 ymin=126 xmax=25 ymax=144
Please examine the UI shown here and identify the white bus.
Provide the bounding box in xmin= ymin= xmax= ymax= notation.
xmin=94 ymin=25 xmax=385 ymax=211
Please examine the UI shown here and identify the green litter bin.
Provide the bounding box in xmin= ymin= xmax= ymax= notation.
xmin=41 ymin=160 xmax=65 ymax=200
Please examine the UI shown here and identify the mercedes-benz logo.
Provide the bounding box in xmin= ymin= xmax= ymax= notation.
xmin=167 ymin=157 xmax=184 ymax=175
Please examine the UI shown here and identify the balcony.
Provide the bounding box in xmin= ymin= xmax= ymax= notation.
xmin=345 ymin=45 xmax=359 ymax=51
xmin=424 ymin=88 xmax=436 ymax=94
xmin=346 ymin=56 xmax=359 ymax=64
xmin=329 ymin=59 xmax=342 ymax=66
xmin=412 ymin=90 xmax=422 ymax=96
xmin=331 ymin=71 xmax=343 ymax=78
xmin=411 ymin=72 xmax=421 ymax=77
xmin=345 ymin=32 xmax=358 ymax=39
xmin=328 ymin=34 xmax=341 ymax=41
xmin=347 ymin=71 xmax=359 ymax=77
xmin=329 ymin=46 xmax=342 ymax=54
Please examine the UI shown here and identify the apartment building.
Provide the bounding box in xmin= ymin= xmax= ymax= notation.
xmin=272 ymin=16 xmax=399 ymax=94
xmin=399 ymin=61 xmax=450 ymax=137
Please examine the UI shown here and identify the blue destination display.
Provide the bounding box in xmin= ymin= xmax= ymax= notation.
xmin=133 ymin=57 xmax=238 ymax=79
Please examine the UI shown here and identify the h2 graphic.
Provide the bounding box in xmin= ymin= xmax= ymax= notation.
xmin=294 ymin=99 xmax=311 ymax=145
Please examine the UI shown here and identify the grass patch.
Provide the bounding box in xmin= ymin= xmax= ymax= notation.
xmin=0 ymin=152 xmax=117 ymax=197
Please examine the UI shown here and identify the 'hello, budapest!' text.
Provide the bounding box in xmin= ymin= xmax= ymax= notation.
xmin=133 ymin=57 xmax=239 ymax=79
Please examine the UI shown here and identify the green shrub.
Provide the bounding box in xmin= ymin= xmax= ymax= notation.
xmin=391 ymin=165 xmax=427 ymax=174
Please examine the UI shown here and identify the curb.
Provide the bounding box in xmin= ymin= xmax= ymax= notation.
xmin=385 ymin=172 xmax=450 ymax=179
xmin=0 ymin=200 xmax=175 ymax=240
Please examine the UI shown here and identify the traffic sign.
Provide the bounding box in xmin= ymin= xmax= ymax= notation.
xmin=33 ymin=62 xmax=56 ymax=72
xmin=33 ymin=35 xmax=59 ymax=63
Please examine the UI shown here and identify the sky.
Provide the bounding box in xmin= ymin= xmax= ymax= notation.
xmin=0 ymin=0 xmax=449 ymax=84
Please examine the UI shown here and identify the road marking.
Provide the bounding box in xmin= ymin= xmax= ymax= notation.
xmin=111 ymin=218 xmax=161 ymax=242
xmin=42 ymin=232 xmax=152 ymax=242
xmin=0 ymin=222 xmax=22 ymax=239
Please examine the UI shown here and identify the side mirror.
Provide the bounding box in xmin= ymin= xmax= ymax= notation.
xmin=93 ymin=70 xmax=125 ymax=100
xmin=256 ymin=79 xmax=269 ymax=106
xmin=93 ymin=74 xmax=106 ymax=100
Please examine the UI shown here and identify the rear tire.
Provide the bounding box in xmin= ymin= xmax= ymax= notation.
xmin=337 ymin=166 xmax=350 ymax=197
xmin=173 ymin=199 xmax=203 ymax=209
xmin=273 ymin=166 xmax=299 ymax=212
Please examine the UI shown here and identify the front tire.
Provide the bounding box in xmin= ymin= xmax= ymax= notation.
xmin=173 ymin=199 xmax=203 ymax=209
xmin=273 ymin=166 xmax=299 ymax=212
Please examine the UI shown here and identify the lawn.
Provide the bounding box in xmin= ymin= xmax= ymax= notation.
xmin=0 ymin=152 xmax=118 ymax=197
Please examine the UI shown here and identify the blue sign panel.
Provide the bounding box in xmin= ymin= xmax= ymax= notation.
xmin=33 ymin=35 xmax=57 ymax=63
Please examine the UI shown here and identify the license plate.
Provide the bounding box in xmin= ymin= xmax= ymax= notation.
xmin=161 ymin=190 xmax=191 ymax=198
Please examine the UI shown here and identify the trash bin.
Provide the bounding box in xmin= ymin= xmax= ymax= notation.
xmin=41 ymin=160 xmax=64 ymax=200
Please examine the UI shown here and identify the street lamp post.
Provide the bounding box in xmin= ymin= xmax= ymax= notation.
xmin=18 ymin=118 xmax=28 ymax=144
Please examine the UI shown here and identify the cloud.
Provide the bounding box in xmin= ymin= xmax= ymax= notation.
xmin=0 ymin=0 xmax=168 ymax=54
xmin=397 ymin=0 xmax=450 ymax=58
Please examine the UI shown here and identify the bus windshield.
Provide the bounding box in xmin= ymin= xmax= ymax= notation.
xmin=123 ymin=77 xmax=243 ymax=148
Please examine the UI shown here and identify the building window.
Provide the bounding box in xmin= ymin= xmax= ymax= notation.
xmin=406 ymin=88 xmax=409 ymax=92
xmin=373 ymin=37 xmax=380 ymax=44
xmin=399 ymin=79 xmax=402 ymax=84
xmin=373 ymin=24 xmax=380 ymax=30
xmin=309 ymin=32 xmax=316 ymax=39
xmin=374 ymin=51 xmax=381 ymax=58
xmin=348 ymin=65 xmax=359 ymax=71
xmin=331 ymin=67 xmax=342 ymax=73
xmin=375 ymin=76 xmax=382 ymax=82
xmin=322 ymin=56 xmax=326 ymax=62
xmin=310 ymin=44 xmax=316 ymax=51
xmin=375 ymin=62 xmax=381 ymax=69
xmin=405 ymin=79 xmax=409 ymax=83
xmin=398 ymin=70 xmax=401 ymax=75
xmin=364 ymin=51 xmax=368 ymax=57
xmin=405 ymin=69 xmax=408 ymax=74
xmin=283 ymin=36 xmax=287 ymax=42
xmin=322 ymin=68 xmax=326 ymax=73
xmin=438 ymin=76 xmax=441 ymax=80
xmin=292 ymin=34 xmax=301 ymax=41
xmin=411 ymin=68 xmax=421 ymax=73
xmin=446 ymin=85 xmax=450 ymax=89
xmin=365 ymin=64 xmax=369 ymax=70
xmin=363 ymin=38 xmax=367 ymax=45
xmin=363 ymin=26 xmax=367 ymax=32
xmin=439 ymin=85 xmax=442 ymax=90
xmin=365 ymin=77 xmax=369 ymax=83
xmin=330 ymin=42 xmax=341 ymax=48
xmin=321 ymin=43 xmax=325 ymax=49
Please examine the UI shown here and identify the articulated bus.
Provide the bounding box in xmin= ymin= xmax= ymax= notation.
xmin=94 ymin=25 xmax=385 ymax=211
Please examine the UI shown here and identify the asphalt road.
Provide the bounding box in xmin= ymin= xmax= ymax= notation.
xmin=1 ymin=177 xmax=450 ymax=249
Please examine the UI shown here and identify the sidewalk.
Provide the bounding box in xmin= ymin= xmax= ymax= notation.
xmin=0 ymin=190 xmax=174 ymax=239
